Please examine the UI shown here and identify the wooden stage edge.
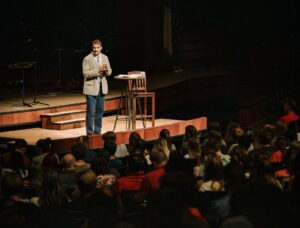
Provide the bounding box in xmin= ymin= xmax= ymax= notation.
xmin=87 ymin=117 xmax=205 ymax=150
xmin=0 ymin=116 xmax=207 ymax=153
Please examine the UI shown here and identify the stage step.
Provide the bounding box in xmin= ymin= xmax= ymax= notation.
xmin=40 ymin=110 xmax=86 ymax=130
xmin=51 ymin=118 xmax=86 ymax=130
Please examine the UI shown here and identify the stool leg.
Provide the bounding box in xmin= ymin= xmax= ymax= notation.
xmin=113 ymin=88 xmax=125 ymax=131
xmin=152 ymin=94 xmax=155 ymax=127
xmin=144 ymin=97 xmax=147 ymax=126
xmin=136 ymin=95 xmax=146 ymax=128
xmin=133 ymin=96 xmax=136 ymax=130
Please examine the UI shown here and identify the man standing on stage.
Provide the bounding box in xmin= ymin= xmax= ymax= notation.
xmin=82 ymin=39 xmax=112 ymax=135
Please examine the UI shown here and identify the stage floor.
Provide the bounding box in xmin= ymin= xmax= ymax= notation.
xmin=0 ymin=91 xmax=117 ymax=114
xmin=0 ymin=66 xmax=242 ymax=114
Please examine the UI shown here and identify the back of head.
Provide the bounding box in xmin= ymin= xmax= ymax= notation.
xmin=102 ymin=131 xmax=116 ymax=142
xmin=42 ymin=153 xmax=59 ymax=171
xmin=104 ymin=140 xmax=117 ymax=156
xmin=204 ymin=156 xmax=224 ymax=181
xmin=76 ymin=169 xmax=97 ymax=197
xmin=36 ymin=138 xmax=51 ymax=154
xmin=208 ymin=121 xmax=222 ymax=133
xmin=159 ymin=129 xmax=173 ymax=151
xmin=129 ymin=131 xmax=141 ymax=143
xmin=205 ymin=138 xmax=221 ymax=156
xmin=128 ymin=132 xmax=146 ymax=154
xmin=128 ymin=153 xmax=146 ymax=172
xmin=184 ymin=125 xmax=198 ymax=141
xmin=159 ymin=129 xmax=170 ymax=141
xmin=90 ymin=155 xmax=110 ymax=175
xmin=76 ymin=135 xmax=89 ymax=144
xmin=252 ymin=127 xmax=274 ymax=147
xmin=252 ymin=154 xmax=274 ymax=178
xmin=180 ymin=138 xmax=201 ymax=160
xmin=150 ymin=148 xmax=168 ymax=166
xmin=14 ymin=139 xmax=28 ymax=151
xmin=187 ymin=138 xmax=201 ymax=156
xmin=153 ymin=138 xmax=170 ymax=157
xmin=25 ymin=145 xmax=39 ymax=160
xmin=284 ymin=97 xmax=297 ymax=112
xmin=165 ymin=150 xmax=187 ymax=173
xmin=208 ymin=130 xmax=223 ymax=142
xmin=62 ymin=153 xmax=76 ymax=170
xmin=229 ymin=145 xmax=249 ymax=169
xmin=1 ymin=172 xmax=22 ymax=198
xmin=71 ymin=142 xmax=88 ymax=160
xmin=236 ymin=134 xmax=251 ymax=149
xmin=225 ymin=121 xmax=240 ymax=136
xmin=9 ymin=151 xmax=25 ymax=171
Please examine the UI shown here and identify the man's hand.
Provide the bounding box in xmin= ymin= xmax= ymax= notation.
xmin=99 ymin=63 xmax=108 ymax=73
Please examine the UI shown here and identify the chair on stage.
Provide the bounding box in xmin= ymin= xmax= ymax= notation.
xmin=127 ymin=71 xmax=155 ymax=129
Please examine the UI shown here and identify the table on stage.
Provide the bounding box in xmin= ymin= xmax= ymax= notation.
xmin=113 ymin=74 xmax=146 ymax=131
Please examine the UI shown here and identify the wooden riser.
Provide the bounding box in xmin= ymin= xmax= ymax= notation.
xmin=41 ymin=110 xmax=86 ymax=130
xmin=41 ymin=113 xmax=86 ymax=129
xmin=49 ymin=121 xmax=86 ymax=130
xmin=50 ymin=113 xmax=86 ymax=122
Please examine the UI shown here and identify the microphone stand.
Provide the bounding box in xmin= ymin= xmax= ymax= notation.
xmin=9 ymin=62 xmax=34 ymax=107
xmin=32 ymin=62 xmax=49 ymax=106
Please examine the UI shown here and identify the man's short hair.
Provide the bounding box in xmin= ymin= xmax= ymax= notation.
xmin=92 ymin=39 xmax=102 ymax=47
xmin=62 ymin=153 xmax=76 ymax=169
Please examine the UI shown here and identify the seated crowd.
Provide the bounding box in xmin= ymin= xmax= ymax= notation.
xmin=0 ymin=98 xmax=300 ymax=228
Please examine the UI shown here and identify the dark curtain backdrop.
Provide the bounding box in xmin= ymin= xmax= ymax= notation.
xmin=0 ymin=0 xmax=299 ymax=94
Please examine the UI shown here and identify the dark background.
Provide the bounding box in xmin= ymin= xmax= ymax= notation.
xmin=1 ymin=0 xmax=300 ymax=109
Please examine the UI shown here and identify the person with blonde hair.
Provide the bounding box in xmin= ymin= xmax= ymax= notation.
xmin=152 ymin=138 xmax=170 ymax=158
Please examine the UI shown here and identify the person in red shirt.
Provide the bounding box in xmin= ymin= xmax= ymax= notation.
xmin=114 ymin=153 xmax=146 ymax=193
xmin=280 ymin=98 xmax=299 ymax=126
xmin=134 ymin=148 xmax=168 ymax=203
